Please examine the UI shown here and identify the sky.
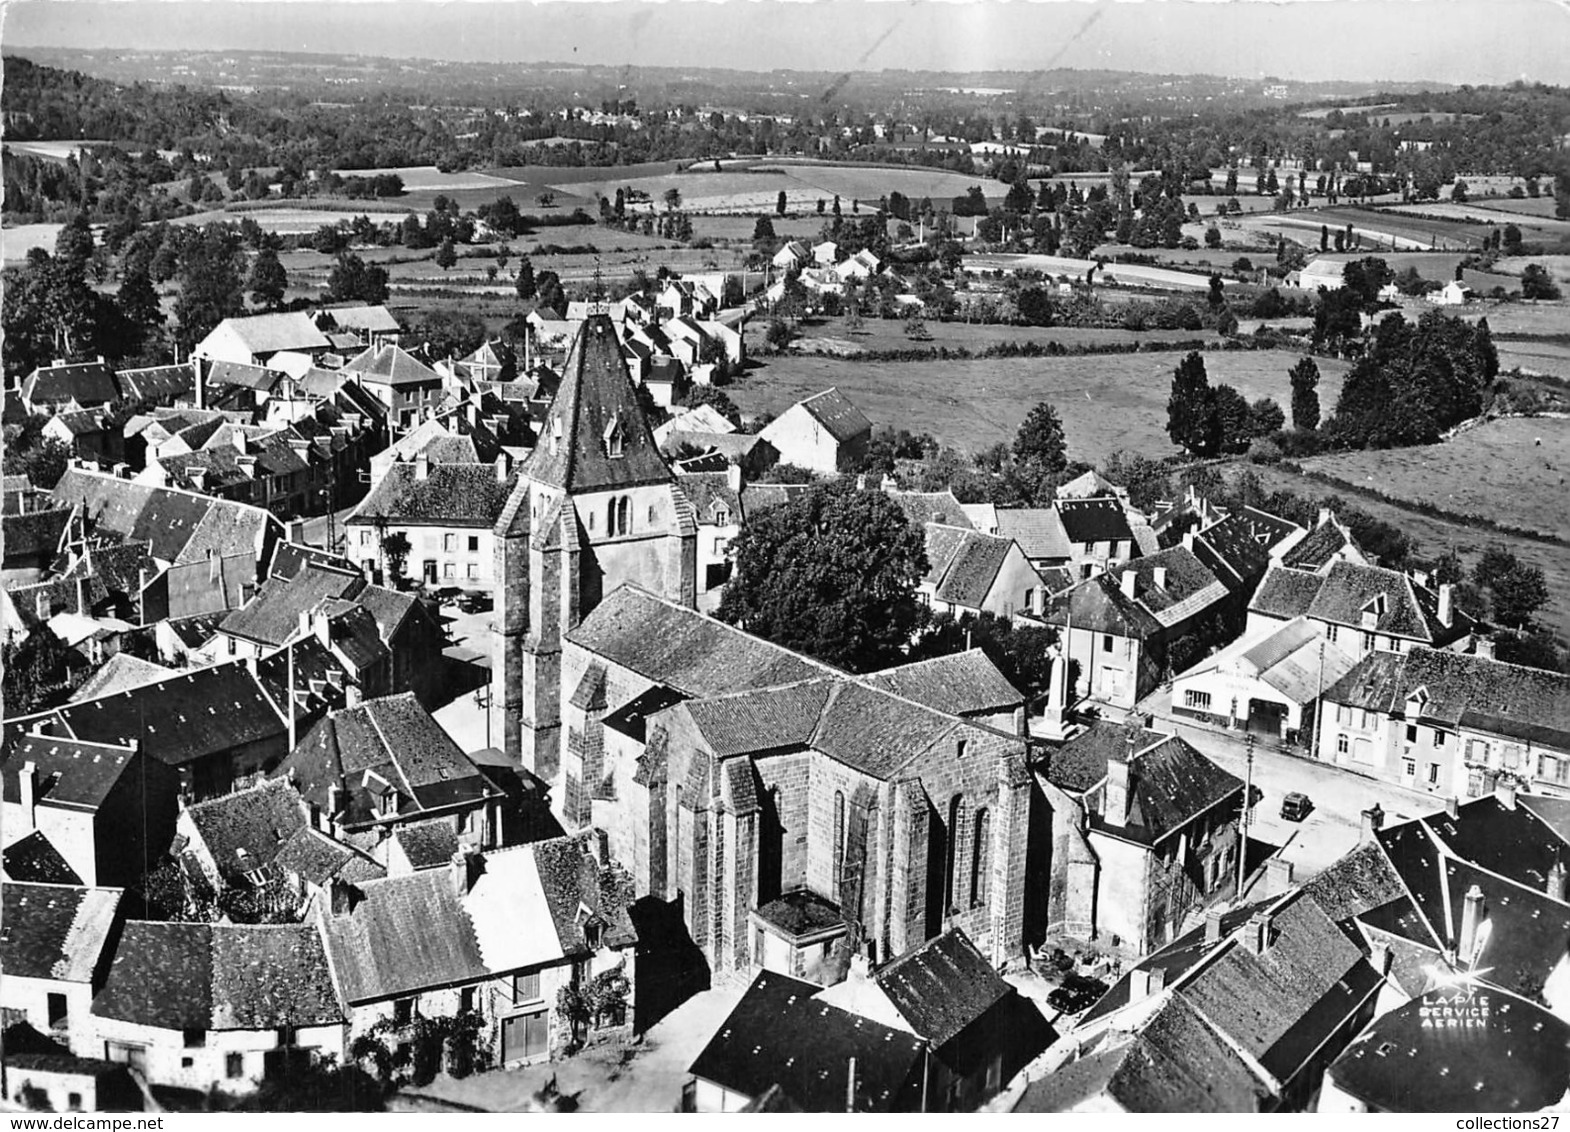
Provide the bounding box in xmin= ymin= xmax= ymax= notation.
xmin=4 ymin=0 xmax=1567 ymax=86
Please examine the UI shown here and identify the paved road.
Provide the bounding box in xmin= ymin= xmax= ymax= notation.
xmin=1132 ymin=687 xmax=1445 ymax=889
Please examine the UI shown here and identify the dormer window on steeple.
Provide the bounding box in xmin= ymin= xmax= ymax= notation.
xmin=604 ymin=417 xmax=625 ymax=459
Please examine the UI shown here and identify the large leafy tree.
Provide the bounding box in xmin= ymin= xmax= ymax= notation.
xmin=717 ymin=481 xmax=928 ymax=672
xmin=1210 ymin=384 xmax=1252 ymax=453
xmin=1166 ymin=351 xmax=1218 ymax=457
xmin=1012 ymin=401 xmax=1067 ymax=475
xmin=324 ymin=253 xmax=390 ymax=305
xmin=174 ymin=223 xmax=245 ymax=351
xmin=246 ymin=247 xmax=288 ymax=309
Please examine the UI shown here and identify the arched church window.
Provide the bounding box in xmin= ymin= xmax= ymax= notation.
xmin=618 ymin=497 xmax=631 ymax=535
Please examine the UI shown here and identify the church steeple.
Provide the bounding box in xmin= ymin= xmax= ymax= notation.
xmin=525 ymin=314 xmax=671 ymax=493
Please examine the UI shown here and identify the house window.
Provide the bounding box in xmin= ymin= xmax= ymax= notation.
xmin=184 ymin=1028 xmax=206 ymax=1049
xmin=47 ymin=993 xmax=68 ymax=1029
xmin=467 ymin=562 xmax=480 ymax=580
xmin=589 ymin=512 xmax=597 ymax=532
xmin=1102 ymin=634 xmax=1114 ymax=654
xmin=970 ymin=807 xmax=990 ymax=909
xmin=67 ymin=1093 xmax=82 ymax=1111
xmin=619 ymin=497 xmax=631 ymax=535
xmin=648 ymin=505 xmax=656 ymax=525
xmin=393 ymin=998 xmax=414 ymax=1026
xmin=1364 ymin=631 xmax=1376 ymax=653
xmin=1326 ymin=624 xmax=1339 ymax=643
xmin=444 ymin=533 xmax=457 ymax=553
xmin=605 ymin=499 xmax=617 ymax=535
xmin=1403 ymin=759 xmax=1417 ymax=779
xmin=714 ymin=537 xmax=728 ymax=556
xmin=226 ymin=1052 xmax=244 ymax=1079
xmin=1543 ymin=756 xmax=1570 ymax=784
xmin=360 ymin=530 xmax=371 ymax=547
xmin=957 ymin=739 xmax=968 ymax=758
xmin=443 ymin=562 xmax=456 ymax=579
xmin=1406 ymin=724 xmax=1419 ymax=745
xmin=1337 ymin=734 xmax=1350 ymax=755
xmin=513 ymin=971 xmax=542 ymax=1003
xmin=714 ymin=506 xmax=730 ymax=526
xmin=468 ymin=536 xmax=480 ymax=553
xmin=1427 ymin=763 xmax=1441 ymax=785
xmin=459 ymin=987 xmax=475 ymax=1014
xmin=1184 ymin=690 xmax=1212 ymax=711
xmin=1433 ymin=731 xmax=1446 ymax=747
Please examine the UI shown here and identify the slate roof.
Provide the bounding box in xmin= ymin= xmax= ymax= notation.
xmin=277 ymin=693 xmax=498 ymax=829
xmin=219 ymin=561 xmax=364 ymax=648
xmin=1419 ymin=795 xmax=1570 ymax=896
xmin=392 ymin=820 xmax=461 ymax=869
xmin=0 ymin=735 xmax=139 ymax=810
xmin=531 ymin=835 xmax=637 ymax=952
xmin=1326 ymin=988 xmax=1570 ymax=1113
xmin=184 ymin=778 xmax=311 ymax=885
xmin=2 ymin=508 xmax=71 ymax=564
xmin=1298 ymin=840 xmax=1407 ymax=925
xmin=22 ymin=360 xmax=118 ymax=407
xmin=68 ymin=653 xmax=173 ymax=703
xmin=0 ymin=883 xmax=122 ymax=982
xmin=1037 ymin=573 xmax=1163 ymax=639
xmin=163 ymin=612 xmax=226 ymax=650
xmin=206 ymin=311 xmax=331 ymax=356
xmin=1113 ymin=546 xmax=1229 ymax=629
xmin=874 ymin=929 xmax=1011 ymax=1046
xmin=1192 ymin=513 xmax=1274 ymax=590
xmin=683 ymin=682 xmax=835 ymax=758
xmin=43 ymin=662 xmax=286 ymax=768
xmin=115 ymin=364 xmax=194 ymax=404
xmin=796 ymin=388 xmax=872 ymax=444
xmin=861 ymin=650 xmax=1024 ymax=717
xmin=2 ymin=832 xmax=83 ymax=885
xmin=925 ymin=524 xmax=1022 ymax=609
xmin=315 ymin=304 xmax=400 ymax=335
xmin=1042 ymin=720 xmax=1171 ymax=794
xmin=1281 ymin=518 xmax=1356 ymax=570
xmin=886 ymin=490 xmax=973 ymax=531
xmin=93 ymin=921 xmax=342 ymax=1030
xmin=566 ymin=585 xmax=830 ymax=698
xmin=272 ymin=826 xmax=384 ymax=887
xmin=203 ymin=359 xmax=282 ymax=392
xmin=1250 ymin=565 xmax=1329 ymax=621
xmin=688 ymin=971 xmax=925 ymax=1112
xmin=1093 ymin=734 xmax=1244 ymax=845
xmin=53 ymin=468 xmax=279 ymax=567
xmin=352 ymin=462 xmax=515 ymax=528
xmin=525 ymin=315 xmax=674 ymax=492
xmin=1057 ymin=497 xmax=1134 ymax=544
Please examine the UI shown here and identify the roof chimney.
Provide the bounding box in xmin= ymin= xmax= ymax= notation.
xmin=208 ymin=549 xmax=221 ymax=585
xmin=1128 ymin=965 xmax=1167 ymax=1002
xmin=1152 ymin=565 xmax=1168 ymax=591
xmin=18 ymin=761 xmax=38 ymax=831
xmin=1181 ymin=529 xmax=1195 ymax=552
xmin=1318 ymin=507 xmax=1332 ymax=528
xmin=1459 ymin=883 xmax=1485 ymax=963
xmin=1474 ymin=635 xmax=1495 ymax=661
xmin=35 ymin=589 xmax=51 ymax=622
xmin=452 ymin=846 xmax=482 ymax=894
xmin=1359 ymin=803 xmax=1385 ymax=844
xmin=1542 ymin=855 xmax=1570 ymax=904
xmin=1247 ymin=909 xmax=1273 ymax=955
xmin=1119 ymin=570 xmax=1138 ymax=600
xmin=495 ymin=453 xmax=509 ymax=483
xmin=1104 ymin=739 xmax=1133 ymax=826
xmin=415 ymin=451 xmax=430 ymax=481
xmin=1496 ymin=781 xmax=1517 ymax=810
xmin=1445 ymin=796 xmax=1460 ymax=820
xmin=726 ymin=460 xmax=743 ymax=495
xmin=329 ymin=878 xmax=359 ymax=917
xmin=1205 ymin=906 xmax=1225 ymax=944
xmin=1267 ymin=856 xmax=1296 ymax=895
xmin=1438 ymin=583 xmax=1454 ymax=628
xmin=1029 ymin=586 xmax=1046 ymax=617
xmin=75 ymin=576 xmax=89 ymax=615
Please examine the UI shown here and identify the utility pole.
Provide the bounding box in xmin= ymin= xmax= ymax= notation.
xmin=1312 ymin=637 xmax=1326 ymax=761
xmin=1235 ymin=732 xmax=1255 ymax=900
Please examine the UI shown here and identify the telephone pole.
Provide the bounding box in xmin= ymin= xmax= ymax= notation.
xmin=1235 ymin=732 xmax=1256 ymax=900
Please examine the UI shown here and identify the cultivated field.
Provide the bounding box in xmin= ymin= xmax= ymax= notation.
xmin=1366 ymin=200 xmax=1570 ymax=236
xmin=749 ymin=321 xmax=1225 ymax=358
xmin=1242 ymin=463 xmax=1570 ymax=642
xmin=1496 ymin=340 xmax=1570 ymax=381
xmin=2 ymin=222 xmax=64 ymax=263
xmin=172 ymin=206 xmax=413 ymax=234
xmin=1295 ymin=417 xmax=1570 ymax=537
xmin=726 ymin=347 xmax=1348 ymax=461
xmin=1472 ymin=197 xmax=1563 ymax=219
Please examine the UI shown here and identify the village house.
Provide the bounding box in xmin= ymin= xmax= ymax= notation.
xmin=1249 ymin=560 xmax=1472 ymax=656
xmin=42 ymin=410 xmax=116 ymax=466
xmin=1317 ymin=645 xmax=1570 ymax=799
xmin=919 ymin=523 xmax=1047 ymax=619
xmin=192 ymin=312 xmax=332 ymax=370
xmin=1032 ymin=720 xmax=1246 ymax=956
xmin=346 ymin=454 xmax=516 ymax=591
xmin=758 ymin=387 xmax=872 ymax=475
xmin=2 ymin=506 xmax=73 ymax=586
xmin=0 ymin=882 xmax=123 ymax=1044
xmin=19 ymin=359 xmax=119 ymax=416
xmin=367 ymin=415 xmax=504 ymax=489
xmin=0 ymin=732 xmax=179 ymax=888
xmin=312 ymin=304 xmax=401 ymax=350
xmin=316 ymin=835 xmax=635 ymax=1068
xmin=672 ymin=465 xmax=745 ymax=605
xmin=340 ymin=344 xmax=446 ymax=432
xmin=89 ymin=920 xmax=346 ymax=1094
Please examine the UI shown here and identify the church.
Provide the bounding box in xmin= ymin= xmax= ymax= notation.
xmin=492 ymin=315 xmax=1035 ymax=982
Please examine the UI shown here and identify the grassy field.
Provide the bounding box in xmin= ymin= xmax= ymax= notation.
xmin=726 ymin=347 xmax=1347 ymax=462
xmin=1241 ymin=463 xmax=1570 ymax=642
xmin=748 ymin=319 xmax=1225 ymax=357
xmin=2 ymin=222 xmax=63 ymax=263
xmin=1314 ymin=207 xmax=1488 ymax=251
xmin=1497 ymin=340 xmax=1570 ymax=380
xmin=1295 ymin=417 xmax=1570 ymax=537
xmin=1473 ymin=197 xmax=1563 ymax=219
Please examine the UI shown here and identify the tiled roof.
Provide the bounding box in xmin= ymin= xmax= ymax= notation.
xmin=688 ymin=971 xmax=925 ymax=1112
xmin=683 ymin=682 xmax=834 ymax=758
xmin=392 ymin=820 xmax=461 ymax=869
xmin=53 ymin=468 xmax=278 ymax=567
xmin=1299 ymin=841 xmax=1406 ymax=925
xmin=0 ymin=882 xmax=121 ymax=982
xmin=674 ymin=472 xmax=741 ymax=526
xmin=352 ymin=462 xmax=515 ymax=528
xmin=927 ymin=525 xmax=1020 ymax=609
xmin=273 ymin=825 xmax=384 ymax=886
xmin=796 ymin=388 xmax=872 ymax=444
xmin=22 ymin=360 xmax=118 ymax=406
xmin=861 ymin=650 xmax=1024 ymax=716
xmin=319 ymin=868 xmax=488 ymax=1002
xmin=1281 ymin=518 xmax=1355 ymax=570
xmin=1055 ymin=469 xmax=1123 ymax=500
xmin=115 ymin=364 xmax=194 ymax=404
xmin=874 ymin=929 xmax=1011 ymax=1046
xmin=1057 ymin=498 xmax=1133 ymax=544
xmin=219 ymin=561 xmax=364 ymax=648
xmin=1250 ymin=565 xmax=1327 ymax=621
xmin=998 ymin=508 xmax=1073 ymax=562
xmin=93 ymin=921 xmax=342 ymax=1030
xmin=315 ymin=304 xmax=400 ymax=334
xmin=567 ymin=585 xmax=830 ymax=699
xmin=2 ymin=508 xmax=71 ymax=564
xmin=1114 ymin=546 xmax=1229 ymax=628
xmin=1041 ymin=719 xmax=1170 ymax=794
xmin=204 ymin=359 xmax=282 ymax=392
xmin=342 ymin=344 xmax=442 ymax=386
xmin=1192 ymin=514 xmax=1273 ymax=590
xmin=886 ymin=490 xmax=972 ymax=531
xmin=1093 ymin=734 xmax=1244 ymax=845
xmin=185 ymin=778 xmax=311 ymax=885
xmin=207 ymin=311 xmax=331 ymax=355
xmin=524 ymin=316 xmax=674 ymax=492
xmin=278 ymin=693 xmax=497 ymax=828
xmin=531 ymin=835 xmax=636 ymax=953
xmin=2 ymin=832 xmax=83 ymax=885
xmin=44 ymin=409 xmax=105 ymax=437
xmin=68 ymin=653 xmax=173 ymax=703
xmin=0 ymin=735 xmax=139 ymax=810
xmin=1307 ymin=561 xmax=1437 ymax=640
xmin=811 ymin=681 xmax=962 ymax=780
xmin=1038 ymin=573 xmax=1163 ymax=639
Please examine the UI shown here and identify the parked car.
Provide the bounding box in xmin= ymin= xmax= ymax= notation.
xmin=1280 ymin=791 xmax=1314 ymax=822
xmin=1047 ymin=973 xmax=1108 ymax=1015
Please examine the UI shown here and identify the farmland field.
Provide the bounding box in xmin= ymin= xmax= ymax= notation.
xmin=172 ymin=206 xmax=413 ymax=234
xmin=747 ymin=320 xmax=1225 ymax=358
xmin=2 ymin=222 xmax=64 ymax=263
xmin=1496 ymin=340 xmax=1570 ymax=380
xmin=1240 ymin=463 xmax=1570 ymax=642
xmin=1472 ymin=197 xmax=1563 ymax=219
xmin=1365 ymin=200 xmax=1570 ymax=235
xmin=726 ymin=347 xmax=1348 ymax=461
xmin=1294 ymin=417 xmax=1570 ymax=537
xmin=1312 ymin=207 xmax=1488 ymax=251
